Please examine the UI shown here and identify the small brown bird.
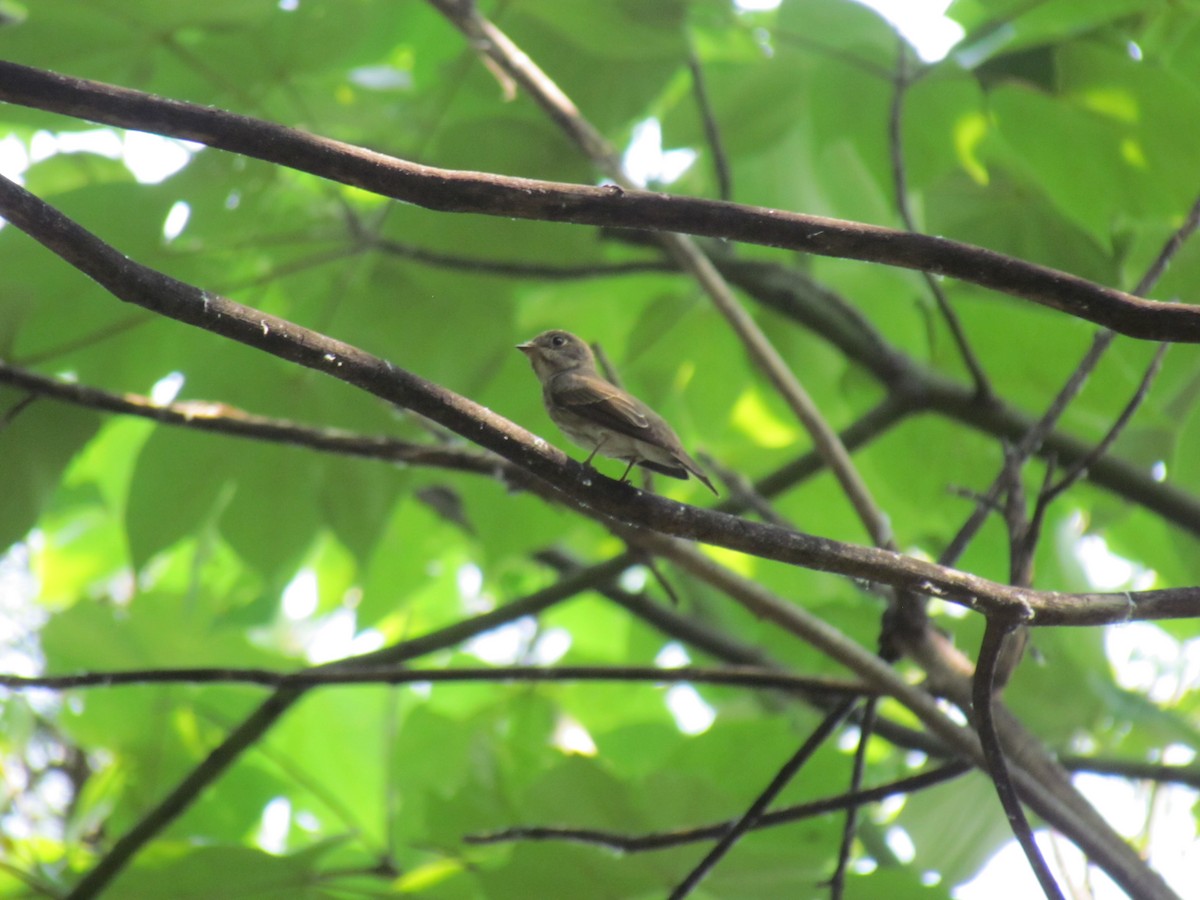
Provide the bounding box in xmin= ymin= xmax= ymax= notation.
xmin=517 ymin=330 xmax=717 ymax=495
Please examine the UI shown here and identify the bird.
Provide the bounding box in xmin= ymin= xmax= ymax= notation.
xmin=516 ymin=329 xmax=717 ymax=495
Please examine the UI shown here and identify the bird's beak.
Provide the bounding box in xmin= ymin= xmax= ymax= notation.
xmin=516 ymin=342 xmax=534 ymax=355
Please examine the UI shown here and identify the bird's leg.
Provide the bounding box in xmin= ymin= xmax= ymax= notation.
xmin=618 ymin=459 xmax=636 ymax=483
xmin=582 ymin=436 xmax=607 ymax=467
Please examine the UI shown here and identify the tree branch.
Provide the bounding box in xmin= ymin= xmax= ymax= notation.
xmin=432 ymin=0 xmax=896 ymax=549
xmin=973 ymin=619 xmax=1065 ymax=900
xmin=887 ymin=37 xmax=991 ymax=398
xmin=0 ymin=664 xmax=868 ymax=695
xmin=634 ymin=532 xmax=1177 ymax=900
xmin=0 ymin=60 xmax=1198 ymax=340
xmin=62 ymin=555 xmax=638 ymax=899
xmin=669 ymin=701 xmax=857 ymax=899
xmin=335 ymin=238 xmax=1200 ymax=540
xmin=466 ymin=761 xmax=971 ymax=851
xmin=0 ymin=173 xmax=1194 ymax=629
xmin=0 ymin=360 xmax=506 ymax=475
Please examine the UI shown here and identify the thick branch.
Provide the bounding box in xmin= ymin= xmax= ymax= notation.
xmin=0 ymin=60 xmax=1197 ymax=340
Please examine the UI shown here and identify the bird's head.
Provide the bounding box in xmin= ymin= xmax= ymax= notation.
xmin=516 ymin=330 xmax=596 ymax=380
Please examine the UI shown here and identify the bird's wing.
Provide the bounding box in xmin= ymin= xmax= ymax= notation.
xmin=553 ymin=372 xmax=719 ymax=496
xmin=550 ymin=371 xmax=654 ymax=437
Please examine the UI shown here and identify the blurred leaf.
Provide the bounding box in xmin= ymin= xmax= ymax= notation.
xmin=107 ymin=842 xmax=341 ymax=900
xmin=0 ymin=390 xmax=101 ymax=552
xmin=901 ymin=771 xmax=1012 ymax=886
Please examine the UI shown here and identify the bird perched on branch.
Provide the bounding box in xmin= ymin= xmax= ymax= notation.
xmin=517 ymin=329 xmax=717 ymax=495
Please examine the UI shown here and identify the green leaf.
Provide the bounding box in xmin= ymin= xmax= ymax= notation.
xmin=0 ymin=390 xmax=101 ymax=552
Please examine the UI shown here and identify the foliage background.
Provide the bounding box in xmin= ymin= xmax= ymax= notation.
xmin=1 ymin=0 xmax=1199 ymax=898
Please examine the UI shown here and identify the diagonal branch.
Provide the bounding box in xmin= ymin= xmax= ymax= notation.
xmin=295 ymin=236 xmax=1200 ymax=540
xmin=430 ymin=0 xmax=895 ymax=549
xmin=0 ymin=173 xmax=1195 ymax=627
xmin=668 ymin=700 xmax=858 ymax=899
xmin=685 ymin=40 xmax=732 ymax=202
xmin=1040 ymin=343 xmax=1169 ymax=508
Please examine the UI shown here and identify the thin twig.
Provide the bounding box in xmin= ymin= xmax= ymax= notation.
xmin=1039 ymin=343 xmax=1169 ymax=509
xmin=0 ymin=664 xmax=870 ymax=695
xmin=0 ymin=392 xmax=38 ymax=429
xmin=938 ymin=331 xmax=1115 ymax=569
xmin=1058 ymin=757 xmax=1200 ymax=790
xmin=887 ymin=37 xmax=991 ymax=399
xmin=1134 ymin=194 xmax=1200 ymax=295
xmin=16 ymin=312 xmax=150 ymax=367
xmin=686 ymin=41 xmax=732 ymax=201
xmin=371 ymin=235 xmax=673 ymax=279
xmin=641 ymin=554 xmax=682 ymax=606
xmin=467 ymin=760 xmax=970 ymax=851
xmin=668 ymin=699 xmax=859 ymax=899
xmin=828 ymin=697 xmax=875 ymax=898
xmin=62 ymin=556 xmax=639 ymax=900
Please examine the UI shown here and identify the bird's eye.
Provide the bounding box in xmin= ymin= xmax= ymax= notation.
xmin=551 ymin=335 xmax=566 ymax=347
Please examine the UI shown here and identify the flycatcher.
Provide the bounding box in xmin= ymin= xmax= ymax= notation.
xmin=517 ymin=330 xmax=717 ymax=495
